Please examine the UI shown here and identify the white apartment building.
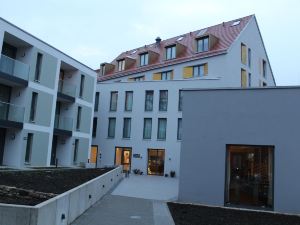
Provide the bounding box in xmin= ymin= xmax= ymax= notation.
xmin=92 ymin=15 xmax=275 ymax=176
xmin=0 ymin=18 xmax=97 ymax=168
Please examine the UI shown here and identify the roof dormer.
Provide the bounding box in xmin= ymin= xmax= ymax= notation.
xmin=195 ymin=34 xmax=219 ymax=53
xmin=100 ymin=62 xmax=115 ymax=76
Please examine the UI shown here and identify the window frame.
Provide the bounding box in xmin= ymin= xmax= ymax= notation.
xmin=193 ymin=64 xmax=205 ymax=77
xmin=124 ymin=91 xmax=133 ymax=111
xmin=30 ymin=92 xmax=38 ymax=122
xmin=118 ymin=59 xmax=125 ymax=71
xmin=140 ymin=53 xmax=149 ymax=66
xmin=25 ymin=133 xmax=33 ymax=163
xmin=262 ymin=60 xmax=267 ymax=78
xmin=145 ymin=90 xmax=154 ymax=111
xmin=143 ymin=118 xmax=152 ymax=139
xmin=73 ymin=139 xmax=79 ymax=163
xmin=79 ymin=74 xmax=85 ymax=98
xmin=177 ymin=118 xmax=182 ymax=140
xmin=178 ymin=90 xmax=183 ymax=111
xmin=165 ymin=45 xmax=176 ymax=60
xmin=92 ymin=117 xmax=98 ymax=137
xmin=76 ymin=106 xmax=82 ymax=131
xmin=157 ymin=118 xmax=167 ymax=140
xmin=196 ymin=36 xmax=209 ymax=53
xmin=108 ymin=117 xmax=116 ymax=138
xmin=34 ymin=53 xmax=43 ymax=82
xmin=159 ymin=90 xmax=168 ymax=111
xmin=123 ymin=117 xmax=131 ymax=139
xmin=161 ymin=70 xmax=172 ymax=80
xmin=110 ymin=91 xmax=118 ymax=111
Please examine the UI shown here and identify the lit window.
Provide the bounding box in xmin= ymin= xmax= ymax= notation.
xmin=166 ymin=45 xmax=176 ymax=60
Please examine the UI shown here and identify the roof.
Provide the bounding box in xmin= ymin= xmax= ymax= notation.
xmin=98 ymin=15 xmax=254 ymax=82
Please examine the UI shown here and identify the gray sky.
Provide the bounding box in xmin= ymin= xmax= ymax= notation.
xmin=0 ymin=0 xmax=299 ymax=85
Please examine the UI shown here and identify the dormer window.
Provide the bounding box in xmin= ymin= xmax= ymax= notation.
xmin=100 ymin=64 xmax=105 ymax=76
xmin=197 ymin=36 xmax=209 ymax=52
xmin=118 ymin=59 xmax=125 ymax=71
xmin=166 ymin=45 xmax=176 ymax=60
xmin=140 ymin=53 xmax=149 ymax=66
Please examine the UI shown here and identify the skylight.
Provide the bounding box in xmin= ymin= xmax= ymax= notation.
xmin=131 ymin=50 xmax=137 ymax=54
xmin=231 ymin=20 xmax=240 ymax=26
xmin=197 ymin=28 xmax=207 ymax=37
xmin=177 ymin=36 xmax=184 ymax=41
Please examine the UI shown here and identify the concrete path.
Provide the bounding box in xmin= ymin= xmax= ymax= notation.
xmin=112 ymin=175 xmax=179 ymax=201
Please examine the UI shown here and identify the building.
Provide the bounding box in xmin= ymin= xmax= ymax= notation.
xmin=0 ymin=18 xmax=97 ymax=168
xmin=93 ymin=15 xmax=276 ymax=176
xmin=178 ymin=86 xmax=300 ymax=214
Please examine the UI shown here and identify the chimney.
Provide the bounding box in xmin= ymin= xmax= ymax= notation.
xmin=155 ymin=37 xmax=162 ymax=45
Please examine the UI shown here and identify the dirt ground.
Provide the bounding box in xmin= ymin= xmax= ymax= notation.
xmin=168 ymin=202 xmax=300 ymax=225
xmin=0 ymin=167 xmax=113 ymax=206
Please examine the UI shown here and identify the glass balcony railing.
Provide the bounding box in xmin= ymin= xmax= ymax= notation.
xmin=58 ymin=80 xmax=76 ymax=98
xmin=0 ymin=54 xmax=30 ymax=81
xmin=0 ymin=101 xmax=24 ymax=123
xmin=54 ymin=115 xmax=73 ymax=131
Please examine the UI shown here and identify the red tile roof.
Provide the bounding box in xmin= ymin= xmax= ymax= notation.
xmin=98 ymin=15 xmax=254 ymax=82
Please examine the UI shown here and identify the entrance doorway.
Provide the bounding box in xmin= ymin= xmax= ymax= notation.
xmin=115 ymin=147 xmax=131 ymax=171
xmin=0 ymin=128 xmax=6 ymax=165
xmin=90 ymin=145 xmax=98 ymax=167
xmin=225 ymin=145 xmax=274 ymax=209
xmin=147 ymin=149 xmax=165 ymax=176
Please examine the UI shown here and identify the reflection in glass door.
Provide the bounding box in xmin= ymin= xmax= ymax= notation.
xmin=148 ymin=149 xmax=165 ymax=176
xmin=225 ymin=145 xmax=274 ymax=209
xmin=115 ymin=147 xmax=132 ymax=171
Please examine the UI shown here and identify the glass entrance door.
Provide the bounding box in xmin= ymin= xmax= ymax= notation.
xmin=147 ymin=149 xmax=165 ymax=176
xmin=115 ymin=147 xmax=132 ymax=171
xmin=225 ymin=145 xmax=274 ymax=209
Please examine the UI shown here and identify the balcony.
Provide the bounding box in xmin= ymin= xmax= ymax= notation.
xmin=54 ymin=115 xmax=73 ymax=136
xmin=57 ymin=80 xmax=76 ymax=103
xmin=0 ymin=54 xmax=29 ymax=86
xmin=0 ymin=101 xmax=24 ymax=129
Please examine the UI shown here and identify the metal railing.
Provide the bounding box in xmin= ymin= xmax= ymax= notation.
xmin=0 ymin=101 xmax=24 ymax=123
xmin=54 ymin=115 xmax=73 ymax=131
xmin=58 ymin=80 xmax=76 ymax=98
xmin=0 ymin=54 xmax=30 ymax=81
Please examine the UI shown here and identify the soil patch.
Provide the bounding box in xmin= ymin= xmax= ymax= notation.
xmin=168 ymin=202 xmax=300 ymax=225
xmin=0 ymin=167 xmax=113 ymax=206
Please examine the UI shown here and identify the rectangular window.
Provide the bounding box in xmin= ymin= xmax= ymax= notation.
xmin=79 ymin=74 xmax=85 ymax=98
xmin=35 ymin=53 xmax=43 ymax=81
xmin=132 ymin=76 xmax=144 ymax=82
xmin=143 ymin=118 xmax=152 ymax=139
xmin=30 ymin=92 xmax=38 ymax=122
xmin=248 ymin=48 xmax=251 ymax=67
xmin=118 ymin=59 xmax=125 ymax=71
xmin=25 ymin=133 xmax=33 ymax=163
xmin=92 ymin=117 xmax=98 ymax=137
xmin=241 ymin=43 xmax=247 ymax=65
xmin=140 ymin=53 xmax=149 ymax=66
xmin=110 ymin=91 xmax=118 ymax=111
xmin=123 ymin=118 xmax=131 ymax=138
xmin=94 ymin=92 xmax=100 ymax=112
xmin=193 ymin=64 xmax=205 ymax=77
xmin=178 ymin=90 xmax=183 ymax=111
xmin=166 ymin=45 xmax=176 ymax=60
xmin=108 ymin=117 xmax=116 ymax=138
xmin=76 ymin=106 xmax=82 ymax=130
xmin=157 ymin=118 xmax=167 ymax=140
xmin=248 ymin=73 xmax=252 ymax=87
xmin=161 ymin=71 xmax=172 ymax=80
xmin=159 ymin=90 xmax=168 ymax=111
xmin=145 ymin=90 xmax=154 ymax=111
xmin=177 ymin=118 xmax=182 ymax=140
xmin=125 ymin=91 xmax=133 ymax=111
xmin=73 ymin=139 xmax=79 ymax=163
xmin=241 ymin=69 xmax=247 ymax=88
xmin=263 ymin=60 xmax=267 ymax=78
xmin=197 ymin=37 xmax=209 ymax=52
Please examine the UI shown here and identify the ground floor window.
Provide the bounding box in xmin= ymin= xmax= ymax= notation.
xmin=90 ymin=145 xmax=98 ymax=166
xmin=147 ymin=149 xmax=165 ymax=176
xmin=115 ymin=147 xmax=132 ymax=171
xmin=225 ymin=145 xmax=274 ymax=209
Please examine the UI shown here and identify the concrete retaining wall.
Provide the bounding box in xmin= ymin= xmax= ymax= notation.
xmin=0 ymin=166 xmax=123 ymax=225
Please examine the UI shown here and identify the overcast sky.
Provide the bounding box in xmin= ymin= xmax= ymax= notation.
xmin=0 ymin=0 xmax=299 ymax=85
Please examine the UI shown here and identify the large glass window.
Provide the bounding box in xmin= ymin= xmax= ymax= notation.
xmin=148 ymin=149 xmax=165 ymax=176
xmin=197 ymin=37 xmax=209 ymax=52
xmin=140 ymin=53 xmax=149 ymax=66
xmin=145 ymin=90 xmax=154 ymax=111
xmin=143 ymin=118 xmax=152 ymax=139
xmin=125 ymin=91 xmax=133 ymax=111
xmin=157 ymin=118 xmax=167 ymax=140
xmin=166 ymin=45 xmax=176 ymax=60
xmin=123 ymin=118 xmax=131 ymax=138
xmin=159 ymin=90 xmax=168 ymax=111
xmin=108 ymin=117 xmax=116 ymax=138
xmin=177 ymin=118 xmax=182 ymax=140
xmin=110 ymin=91 xmax=118 ymax=111
xmin=225 ymin=145 xmax=274 ymax=209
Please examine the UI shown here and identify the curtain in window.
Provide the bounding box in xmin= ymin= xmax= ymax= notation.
xmin=145 ymin=91 xmax=153 ymax=111
xmin=159 ymin=91 xmax=168 ymax=111
xmin=143 ymin=119 xmax=152 ymax=139
xmin=157 ymin=119 xmax=167 ymax=139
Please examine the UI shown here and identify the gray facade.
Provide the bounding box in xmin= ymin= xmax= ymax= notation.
xmin=178 ymin=87 xmax=300 ymax=214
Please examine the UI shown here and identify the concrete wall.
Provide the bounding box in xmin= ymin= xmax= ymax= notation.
xmin=178 ymin=87 xmax=300 ymax=214
xmin=0 ymin=166 xmax=123 ymax=225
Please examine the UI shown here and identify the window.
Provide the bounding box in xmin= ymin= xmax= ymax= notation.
xmin=166 ymin=45 xmax=176 ymax=60
xmin=123 ymin=118 xmax=131 ymax=138
xmin=263 ymin=60 xmax=267 ymax=78
xmin=35 ymin=53 xmax=43 ymax=81
xmin=263 ymin=82 xmax=267 ymax=87
xmin=177 ymin=118 xmax=182 ymax=140
xmin=143 ymin=118 xmax=152 ymax=139
xmin=248 ymin=73 xmax=252 ymax=87
xmin=73 ymin=139 xmax=79 ymax=163
xmin=145 ymin=90 xmax=154 ymax=111
xmin=193 ymin=64 xmax=205 ymax=77
xmin=248 ymin=48 xmax=251 ymax=67
xmin=125 ymin=91 xmax=133 ymax=111
xmin=241 ymin=69 xmax=247 ymax=88
xmin=140 ymin=53 xmax=149 ymax=66
xmin=157 ymin=118 xmax=167 ymax=140
xmin=108 ymin=117 xmax=116 ymax=138
xmin=241 ymin=43 xmax=247 ymax=65
xmin=101 ymin=64 xmax=105 ymax=76
xmin=25 ymin=133 xmax=33 ymax=163
xmin=110 ymin=91 xmax=118 ymax=111
xmin=92 ymin=117 xmax=98 ymax=137
xmin=161 ymin=71 xmax=172 ymax=80
xmin=159 ymin=90 xmax=168 ymax=111
xmin=76 ymin=106 xmax=82 ymax=130
xmin=94 ymin=92 xmax=100 ymax=112
xmin=178 ymin=90 xmax=183 ymax=111
xmin=197 ymin=37 xmax=209 ymax=52
xmin=134 ymin=76 xmax=144 ymax=81
xmin=30 ymin=92 xmax=38 ymax=122
xmin=79 ymin=75 xmax=85 ymax=98
xmin=118 ymin=59 xmax=125 ymax=71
